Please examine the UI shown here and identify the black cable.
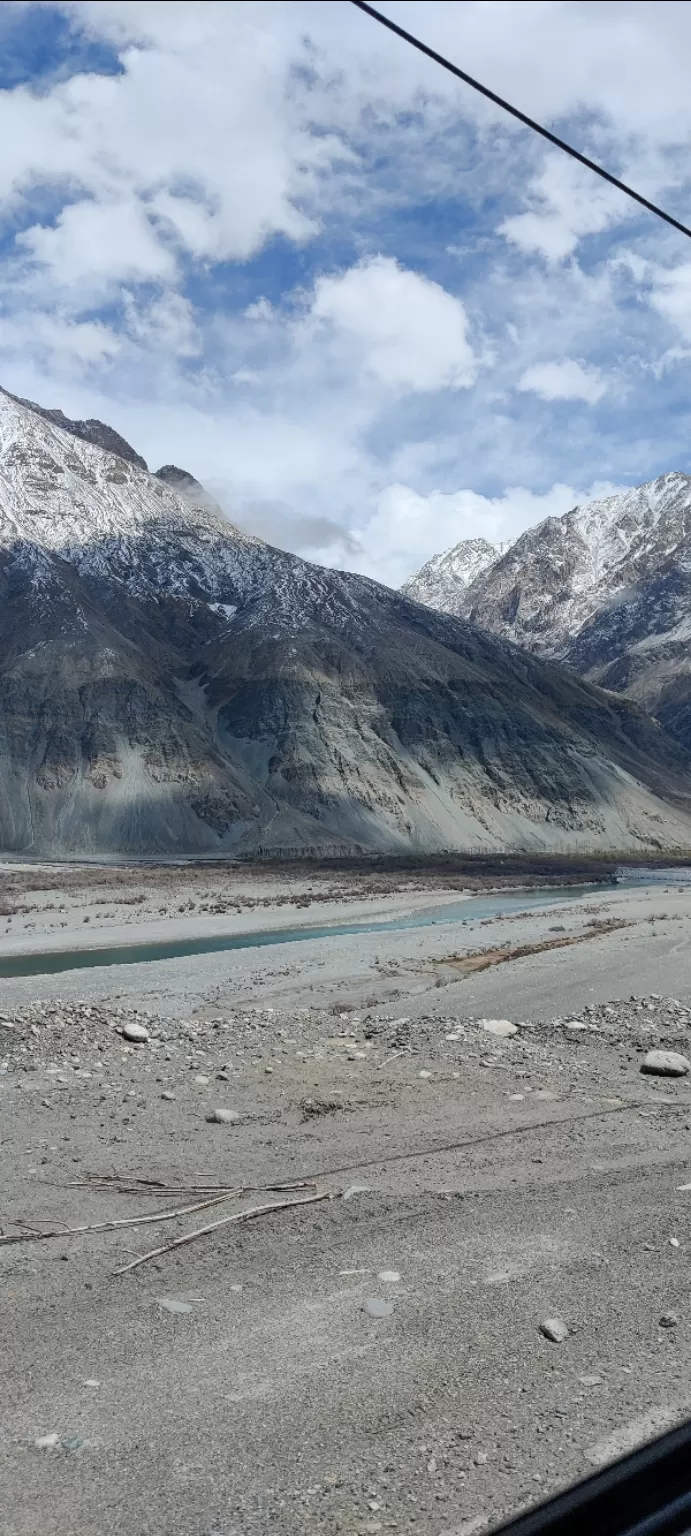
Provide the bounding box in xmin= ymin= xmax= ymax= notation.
xmin=351 ymin=0 xmax=691 ymax=243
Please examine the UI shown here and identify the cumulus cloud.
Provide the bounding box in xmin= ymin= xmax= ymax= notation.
xmin=500 ymin=155 xmax=631 ymax=263
xmin=305 ymin=256 xmax=477 ymax=392
xmin=0 ymin=5 xmax=333 ymax=285
xmin=18 ymin=198 xmax=177 ymax=295
xmin=518 ymin=359 xmax=607 ymax=404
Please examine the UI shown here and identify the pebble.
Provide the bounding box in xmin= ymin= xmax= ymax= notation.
xmin=640 ymin=1050 xmax=690 ymax=1077
xmin=669 ymin=1237 xmax=680 ymax=1248
xmin=194 ymin=1074 xmax=210 ymax=1086
xmin=121 ymin=1022 xmax=149 ymax=1044
xmin=83 ymin=1379 xmax=100 ymax=1388
xmin=540 ymin=1317 xmax=569 ymax=1343
xmin=34 ymin=1434 xmax=59 ymax=1449
xmin=364 ymin=1298 xmax=394 ymax=1318
xmin=579 ymin=1374 xmax=603 ymax=1386
xmin=481 ymin=1019 xmax=518 ymax=1038
xmin=660 ymin=1313 xmax=678 ymax=1328
xmin=377 ymin=1270 xmax=401 ymax=1283
xmin=161 ymin=1091 xmax=176 ymax=1101
xmin=419 ymin=1070 xmax=431 ymax=1079
xmin=205 ymin=1108 xmax=240 ymax=1124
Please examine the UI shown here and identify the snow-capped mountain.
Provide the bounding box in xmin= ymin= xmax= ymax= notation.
xmin=402 ymin=538 xmax=503 ymax=613
xmin=404 ymin=474 xmax=691 ymax=749
xmin=2 ymin=386 xmax=691 ymax=856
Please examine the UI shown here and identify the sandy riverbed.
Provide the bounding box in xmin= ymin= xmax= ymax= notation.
xmin=2 ymin=867 xmax=691 ymax=1536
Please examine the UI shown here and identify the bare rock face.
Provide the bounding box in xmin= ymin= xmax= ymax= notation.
xmin=403 ymin=474 xmax=691 ymax=749
xmin=1 ymin=387 xmax=691 ymax=856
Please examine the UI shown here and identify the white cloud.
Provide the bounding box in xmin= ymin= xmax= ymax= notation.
xmin=0 ymin=3 xmax=338 ymax=301
xmin=306 ymin=256 xmax=477 ymax=392
xmin=500 ymin=154 xmax=630 ymax=263
xmin=18 ymin=198 xmax=176 ymax=295
xmin=0 ymin=311 xmax=121 ymax=371
xmin=518 ymin=359 xmax=607 ymax=404
xmin=648 ymin=261 xmax=691 ymax=340
xmin=122 ymin=291 xmax=201 ymax=357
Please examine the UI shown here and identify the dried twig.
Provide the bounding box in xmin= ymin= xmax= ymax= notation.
xmin=113 ymin=1189 xmax=332 ymax=1276
xmin=65 ymin=1174 xmax=317 ymax=1196
xmin=0 ymin=1191 xmax=240 ymax=1247
xmin=378 ymin=1045 xmax=412 ymax=1069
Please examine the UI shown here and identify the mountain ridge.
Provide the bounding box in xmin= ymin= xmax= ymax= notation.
xmin=2 ymin=388 xmax=691 ymax=855
xmin=404 ymin=473 xmax=691 ymax=749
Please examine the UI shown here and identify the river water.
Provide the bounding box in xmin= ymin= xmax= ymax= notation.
xmin=0 ymin=881 xmax=619 ymax=978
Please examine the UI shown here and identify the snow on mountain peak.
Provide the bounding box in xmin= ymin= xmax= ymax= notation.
xmin=0 ymin=387 xmax=254 ymax=558
xmin=402 ymin=470 xmax=691 ymax=749
xmin=401 ymin=536 xmax=504 ymax=614
xmin=404 ymin=473 xmax=691 ymax=642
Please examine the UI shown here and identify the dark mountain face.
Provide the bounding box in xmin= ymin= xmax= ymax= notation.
xmin=1 ymin=388 xmax=690 ymax=856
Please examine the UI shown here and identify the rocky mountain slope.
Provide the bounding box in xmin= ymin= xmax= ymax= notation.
xmin=403 ymin=537 xmax=503 ymax=612
xmin=1 ymin=388 xmax=691 ymax=856
xmin=404 ymin=475 xmax=691 ymax=750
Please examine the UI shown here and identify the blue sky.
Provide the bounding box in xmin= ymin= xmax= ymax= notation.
xmin=3 ymin=1 xmax=691 ymax=584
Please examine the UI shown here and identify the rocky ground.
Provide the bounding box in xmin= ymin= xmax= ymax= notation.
xmin=2 ymin=872 xmax=691 ymax=1536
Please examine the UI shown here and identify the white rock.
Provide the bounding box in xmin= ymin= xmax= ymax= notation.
xmin=641 ymin=1050 xmax=690 ymax=1077
xmin=377 ymin=1270 xmax=401 ymax=1283
xmin=364 ymin=1297 xmax=394 ymax=1318
xmin=481 ymin=1019 xmax=517 ymax=1038
xmin=35 ymin=1434 xmax=59 ymax=1449
xmin=122 ymin=1022 xmax=149 ymax=1044
xmin=540 ymin=1317 xmax=569 ymax=1343
xmin=206 ymin=1108 xmax=240 ymax=1124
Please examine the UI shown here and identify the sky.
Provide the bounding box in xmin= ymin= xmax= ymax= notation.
xmin=3 ymin=1 xmax=691 ymax=586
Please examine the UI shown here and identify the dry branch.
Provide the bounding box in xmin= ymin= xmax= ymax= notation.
xmin=0 ymin=1191 xmax=240 ymax=1247
xmin=113 ymin=1189 xmax=332 ymax=1276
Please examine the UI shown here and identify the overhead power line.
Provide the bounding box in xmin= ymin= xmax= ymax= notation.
xmin=351 ymin=0 xmax=691 ymax=243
